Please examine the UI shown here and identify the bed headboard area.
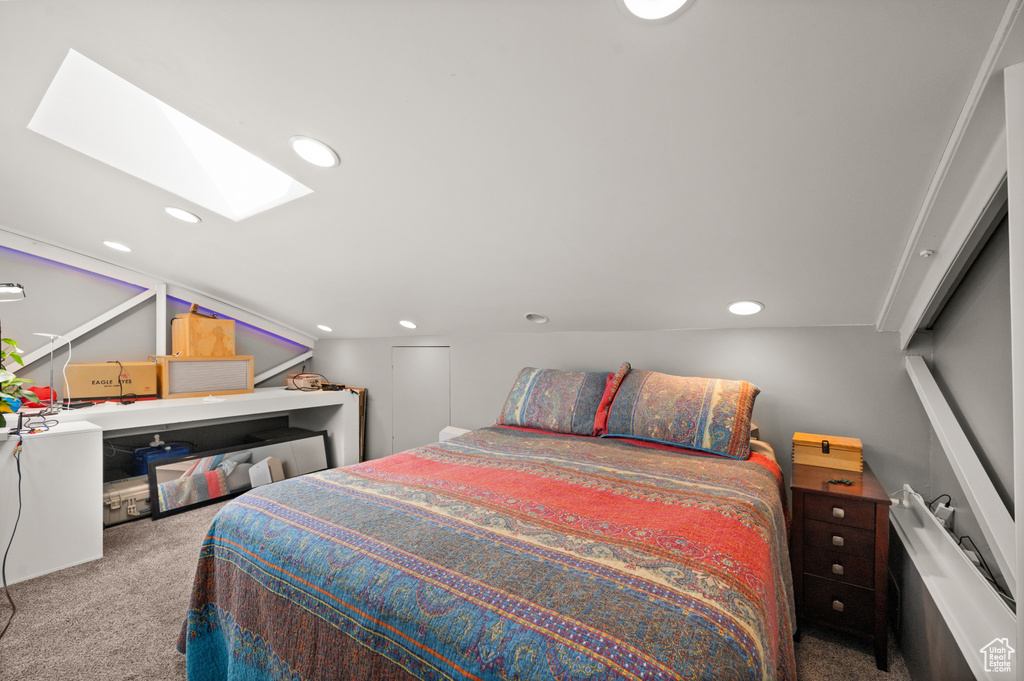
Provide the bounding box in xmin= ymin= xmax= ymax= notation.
xmin=496 ymin=362 xmax=760 ymax=460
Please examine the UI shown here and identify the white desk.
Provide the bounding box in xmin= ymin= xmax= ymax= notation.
xmin=0 ymin=387 xmax=361 ymax=584
xmin=0 ymin=421 xmax=103 ymax=585
xmin=4 ymin=387 xmax=362 ymax=469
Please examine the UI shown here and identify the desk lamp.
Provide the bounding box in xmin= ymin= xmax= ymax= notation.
xmin=32 ymin=333 xmax=71 ymax=411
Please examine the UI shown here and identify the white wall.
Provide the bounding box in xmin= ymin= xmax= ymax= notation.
xmin=0 ymin=246 xmax=308 ymax=394
xmin=313 ymin=325 xmax=933 ymax=496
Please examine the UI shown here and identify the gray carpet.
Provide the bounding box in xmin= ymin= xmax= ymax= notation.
xmin=0 ymin=502 xmax=912 ymax=680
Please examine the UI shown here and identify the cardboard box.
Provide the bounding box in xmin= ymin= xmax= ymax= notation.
xmin=171 ymin=306 xmax=235 ymax=357
xmin=66 ymin=362 xmax=158 ymax=401
xmin=249 ymin=456 xmax=284 ymax=487
xmin=792 ymin=432 xmax=863 ymax=472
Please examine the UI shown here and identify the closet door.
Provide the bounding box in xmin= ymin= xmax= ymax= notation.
xmin=391 ymin=346 xmax=451 ymax=454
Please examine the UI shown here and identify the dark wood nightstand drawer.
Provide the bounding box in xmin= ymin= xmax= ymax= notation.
xmin=791 ymin=462 xmax=891 ymax=671
xmin=803 ymin=518 xmax=874 ymax=557
xmin=803 ymin=548 xmax=874 ymax=589
xmin=803 ymin=574 xmax=875 ymax=635
xmin=803 ymin=493 xmax=876 ymax=530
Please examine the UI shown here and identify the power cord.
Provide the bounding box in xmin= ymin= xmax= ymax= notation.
xmin=106 ymin=360 xmax=138 ymax=405
xmin=0 ymin=436 xmax=23 ymax=642
xmin=957 ymin=534 xmax=1015 ymax=605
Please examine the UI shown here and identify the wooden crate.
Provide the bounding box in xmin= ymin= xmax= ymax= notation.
xmin=792 ymin=431 xmax=863 ymax=472
xmin=150 ymin=355 xmax=253 ymax=399
xmin=171 ymin=304 xmax=235 ymax=357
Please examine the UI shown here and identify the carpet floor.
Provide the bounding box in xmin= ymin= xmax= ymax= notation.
xmin=0 ymin=501 xmax=912 ymax=680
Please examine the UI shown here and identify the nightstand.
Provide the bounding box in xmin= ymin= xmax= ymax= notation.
xmin=790 ymin=462 xmax=891 ymax=671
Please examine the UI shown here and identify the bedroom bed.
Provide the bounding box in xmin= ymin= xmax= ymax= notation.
xmin=178 ymin=365 xmax=796 ymax=680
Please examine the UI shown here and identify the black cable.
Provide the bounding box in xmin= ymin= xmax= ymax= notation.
xmin=20 ymin=416 xmax=57 ymax=432
xmin=927 ymin=493 xmax=951 ymax=511
xmin=0 ymin=436 xmax=24 ymax=642
xmin=957 ymin=534 xmax=1015 ymax=603
xmin=103 ymin=360 xmax=139 ymax=405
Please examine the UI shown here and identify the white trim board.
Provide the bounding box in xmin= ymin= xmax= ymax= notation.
xmin=1002 ymin=58 xmax=1024 ymax=681
xmin=905 ymin=355 xmax=1015 ymax=598
xmin=878 ymin=0 xmax=1023 ymax=342
xmin=13 ymin=288 xmax=156 ymax=371
xmin=0 ymin=228 xmax=318 ymax=348
xmin=890 ymin=486 xmax=1015 ymax=681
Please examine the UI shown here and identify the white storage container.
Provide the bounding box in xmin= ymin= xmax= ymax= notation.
xmin=102 ymin=475 xmax=151 ymax=526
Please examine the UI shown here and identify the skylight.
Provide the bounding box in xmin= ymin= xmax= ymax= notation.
xmin=28 ymin=49 xmax=312 ymax=221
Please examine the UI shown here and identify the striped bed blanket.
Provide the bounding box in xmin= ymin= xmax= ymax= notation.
xmin=178 ymin=426 xmax=796 ymax=680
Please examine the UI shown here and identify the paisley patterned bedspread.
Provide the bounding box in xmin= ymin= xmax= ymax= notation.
xmin=178 ymin=426 xmax=796 ymax=681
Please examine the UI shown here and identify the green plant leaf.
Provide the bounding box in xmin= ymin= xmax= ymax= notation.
xmin=10 ymin=353 xmax=23 ymax=366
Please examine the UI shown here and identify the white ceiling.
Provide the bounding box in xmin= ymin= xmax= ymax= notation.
xmin=0 ymin=0 xmax=1010 ymax=339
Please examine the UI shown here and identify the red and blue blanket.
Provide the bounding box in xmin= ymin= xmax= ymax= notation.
xmin=179 ymin=426 xmax=795 ymax=680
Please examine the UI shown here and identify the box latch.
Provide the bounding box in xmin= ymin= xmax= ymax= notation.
xmin=821 ymin=439 xmax=830 ymax=453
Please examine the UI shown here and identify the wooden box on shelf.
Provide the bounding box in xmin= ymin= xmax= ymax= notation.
xmin=171 ymin=304 xmax=236 ymax=357
xmin=150 ymin=355 xmax=254 ymax=399
xmin=790 ymin=462 xmax=891 ymax=671
xmin=792 ymin=431 xmax=863 ymax=472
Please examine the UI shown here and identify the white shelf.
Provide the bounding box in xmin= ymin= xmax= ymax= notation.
xmin=4 ymin=387 xmax=361 ymax=469
xmin=9 ymin=386 xmax=340 ymax=429
xmin=0 ymin=388 xmax=360 ymax=585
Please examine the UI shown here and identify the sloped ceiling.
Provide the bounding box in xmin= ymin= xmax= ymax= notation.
xmin=0 ymin=0 xmax=1009 ymax=338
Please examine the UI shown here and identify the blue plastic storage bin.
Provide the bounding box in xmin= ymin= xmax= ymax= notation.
xmin=132 ymin=442 xmax=191 ymax=476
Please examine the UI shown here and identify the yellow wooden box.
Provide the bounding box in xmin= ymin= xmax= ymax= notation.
xmin=150 ymin=355 xmax=253 ymax=399
xmin=171 ymin=306 xmax=235 ymax=357
xmin=792 ymin=431 xmax=863 ymax=472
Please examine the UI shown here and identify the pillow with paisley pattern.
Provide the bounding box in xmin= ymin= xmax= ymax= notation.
xmin=497 ymin=367 xmax=612 ymax=436
xmin=602 ymin=369 xmax=759 ymax=460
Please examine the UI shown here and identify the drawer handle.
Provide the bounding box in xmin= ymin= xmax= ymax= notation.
xmin=832 ymin=507 xmax=845 ymax=519
xmin=832 ymin=535 xmax=844 ymax=547
xmin=832 ymin=600 xmax=844 ymax=612
xmin=832 ymin=563 xmax=844 ymax=576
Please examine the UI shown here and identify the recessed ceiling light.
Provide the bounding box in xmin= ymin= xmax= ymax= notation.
xmin=399 ymin=320 xmax=417 ymax=329
xmin=728 ymin=300 xmax=764 ymax=316
xmin=621 ymin=0 xmax=694 ymax=21
xmin=525 ymin=313 xmax=549 ymax=324
xmin=165 ymin=206 xmax=201 ymax=223
xmin=290 ymin=136 xmax=340 ymax=168
xmin=317 ymin=324 xmax=333 ymax=332
xmin=104 ymin=241 xmax=132 ymax=252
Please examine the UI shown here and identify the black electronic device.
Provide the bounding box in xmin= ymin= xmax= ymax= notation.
xmin=320 ymin=383 xmax=346 ymax=391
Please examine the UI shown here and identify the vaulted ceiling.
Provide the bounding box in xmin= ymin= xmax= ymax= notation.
xmin=0 ymin=0 xmax=1011 ymax=338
